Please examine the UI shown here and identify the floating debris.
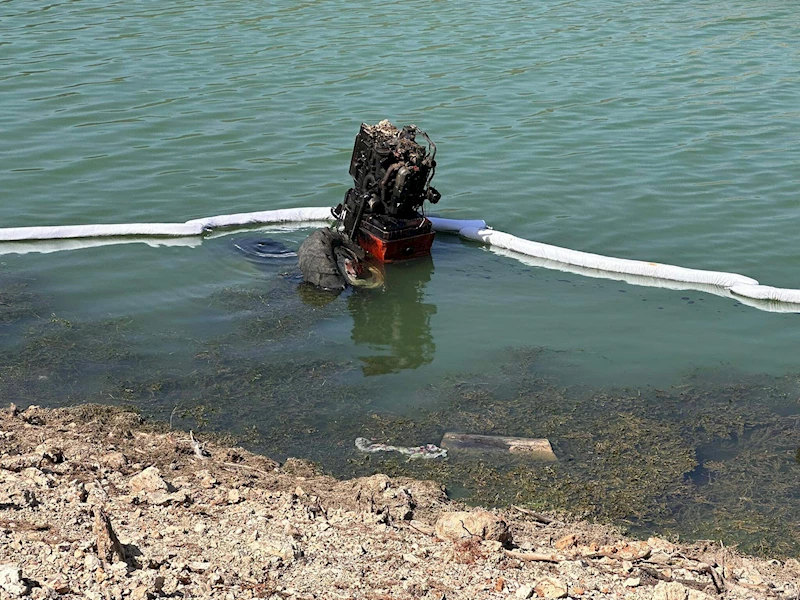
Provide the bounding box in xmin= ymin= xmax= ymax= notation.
xmin=440 ymin=433 xmax=557 ymax=461
xmin=355 ymin=437 xmax=447 ymax=460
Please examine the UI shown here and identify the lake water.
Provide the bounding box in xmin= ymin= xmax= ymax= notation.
xmin=2 ymin=0 xmax=799 ymax=555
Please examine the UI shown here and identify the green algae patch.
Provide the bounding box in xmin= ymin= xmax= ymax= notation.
xmin=209 ymin=278 xmax=346 ymax=344
xmin=0 ymin=279 xmax=39 ymax=326
xmin=298 ymin=350 xmax=800 ymax=558
xmin=0 ymin=313 xmax=140 ymax=407
xmin=103 ymin=277 xmax=370 ymax=458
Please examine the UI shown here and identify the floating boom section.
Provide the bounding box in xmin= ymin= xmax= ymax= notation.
xmin=457 ymin=227 xmax=757 ymax=289
xmin=2 ymin=208 xmax=800 ymax=312
xmin=0 ymin=207 xmax=336 ymax=242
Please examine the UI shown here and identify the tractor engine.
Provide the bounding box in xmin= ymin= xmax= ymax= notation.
xmin=333 ymin=120 xmax=440 ymax=262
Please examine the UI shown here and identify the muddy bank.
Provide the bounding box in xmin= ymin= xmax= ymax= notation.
xmin=1 ymin=404 xmax=797 ymax=600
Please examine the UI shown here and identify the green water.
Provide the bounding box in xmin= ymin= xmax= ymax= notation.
xmin=2 ymin=0 xmax=799 ymax=555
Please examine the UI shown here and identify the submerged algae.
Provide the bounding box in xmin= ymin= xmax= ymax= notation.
xmin=209 ymin=279 xmax=343 ymax=342
xmin=0 ymin=315 xmax=139 ymax=407
xmin=304 ymin=349 xmax=800 ymax=557
xmin=0 ymin=279 xmax=39 ymax=326
xmin=1 ymin=276 xmax=799 ymax=557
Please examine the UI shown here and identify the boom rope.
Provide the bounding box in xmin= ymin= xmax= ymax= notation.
xmin=0 ymin=207 xmax=798 ymax=311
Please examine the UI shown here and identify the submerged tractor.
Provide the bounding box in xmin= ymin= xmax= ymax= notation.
xmin=299 ymin=120 xmax=440 ymax=289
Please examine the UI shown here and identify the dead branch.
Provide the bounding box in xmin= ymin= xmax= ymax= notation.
xmin=511 ymin=505 xmax=554 ymax=524
xmin=221 ymin=462 xmax=274 ymax=477
xmin=189 ymin=431 xmax=209 ymax=459
xmin=504 ymin=549 xmax=563 ymax=563
xmin=403 ymin=520 xmax=435 ymax=536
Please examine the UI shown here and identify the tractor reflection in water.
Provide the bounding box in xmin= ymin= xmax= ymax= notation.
xmin=347 ymin=256 xmax=435 ymax=376
xmin=297 ymin=255 xmax=436 ymax=377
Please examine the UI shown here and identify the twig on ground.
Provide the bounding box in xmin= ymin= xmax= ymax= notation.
xmin=639 ymin=565 xmax=672 ymax=582
xmin=404 ymin=520 xmax=435 ymax=536
xmin=221 ymin=462 xmax=274 ymax=477
xmin=694 ymin=564 xmax=725 ymax=594
xmin=189 ymin=431 xmax=209 ymax=459
xmin=511 ymin=505 xmax=554 ymax=524
xmin=504 ymin=550 xmax=563 ymax=563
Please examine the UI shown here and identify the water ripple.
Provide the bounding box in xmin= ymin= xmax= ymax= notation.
xmin=1 ymin=0 xmax=799 ymax=350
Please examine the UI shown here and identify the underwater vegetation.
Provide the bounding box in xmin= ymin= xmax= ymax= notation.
xmin=347 ymin=355 xmax=800 ymax=558
xmin=0 ymin=277 xmax=38 ymax=327
xmin=0 ymin=274 xmax=138 ymax=406
xmin=0 ymin=276 xmax=798 ymax=558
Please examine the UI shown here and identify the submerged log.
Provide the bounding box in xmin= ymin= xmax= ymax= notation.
xmin=440 ymin=433 xmax=557 ymax=461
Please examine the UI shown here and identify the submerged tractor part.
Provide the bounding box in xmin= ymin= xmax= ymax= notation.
xmin=298 ymin=228 xmax=382 ymax=290
xmin=334 ymin=120 xmax=440 ymax=263
xmin=299 ymin=120 xmax=440 ymax=289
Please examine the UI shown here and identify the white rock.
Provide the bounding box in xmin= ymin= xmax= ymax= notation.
xmin=647 ymin=536 xmax=677 ymax=553
xmin=109 ymin=561 xmax=129 ymax=574
xmin=250 ymin=537 xmax=302 ymax=563
xmin=734 ymin=566 xmax=765 ymax=585
xmin=434 ymin=510 xmax=511 ymax=544
xmin=189 ymin=561 xmax=211 ymax=573
xmin=30 ymin=587 xmax=57 ymax=600
xmin=480 ymin=540 xmax=504 ymax=552
xmin=129 ymin=466 xmax=170 ymax=494
xmin=130 ymin=585 xmax=149 ymax=600
xmin=150 ymin=490 xmax=189 ymax=506
xmin=100 ymin=452 xmax=127 ymax=469
xmin=46 ymin=577 xmax=70 ymax=595
xmin=515 ymin=583 xmax=534 ymax=599
xmin=534 ymin=577 xmax=568 ymax=599
xmin=652 ymin=581 xmax=689 ymax=600
xmin=0 ymin=564 xmax=28 ymax=596
xmin=621 ymin=560 xmax=633 ymax=572
xmin=84 ymin=554 xmax=101 ymax=571
xmin=21 ymin=467 xmax=50 ymax=487
xmin=624 ymin=577 xmax=640 ymax=587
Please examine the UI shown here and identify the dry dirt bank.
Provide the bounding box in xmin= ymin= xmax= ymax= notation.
xmin=0 ymin=404 xmax=797 ymax=600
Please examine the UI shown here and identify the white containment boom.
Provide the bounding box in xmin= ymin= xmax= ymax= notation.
xmin=456 ymin=226 xmax=758 ymax=289
xmin=1 ymin=207 xmax=800 ymax=313
xmin=0 ymin=207 xmax=337 ymax=242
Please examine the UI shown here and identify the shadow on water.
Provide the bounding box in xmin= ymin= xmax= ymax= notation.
xmin=0 ymin=273 xmax=799 ymax=558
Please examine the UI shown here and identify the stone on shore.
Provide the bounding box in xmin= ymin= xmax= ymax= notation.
xmin=129 ymin=466 xmax=171 ymax=494
xmin=534 ymin=576 xmax=568 ymax=599
xmin=93 ymin=506 xmax=127 ymax=564
xmin=652 ymin=582 xmax=714 ymax=600
xmin=0 ymin=564 xmax=29 ymax=597
xmin=434 ymin=510 xmax=512 ymax=544
xmin=515 ymin=583 xmax=534 ymax=599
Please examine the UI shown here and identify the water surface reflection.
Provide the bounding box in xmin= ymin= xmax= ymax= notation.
xmin=348 ymin=257 xmax=436 ymax=376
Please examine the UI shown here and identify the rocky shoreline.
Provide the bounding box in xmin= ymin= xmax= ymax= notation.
xmin=0 ymin=404 xmax=797 ymax=600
